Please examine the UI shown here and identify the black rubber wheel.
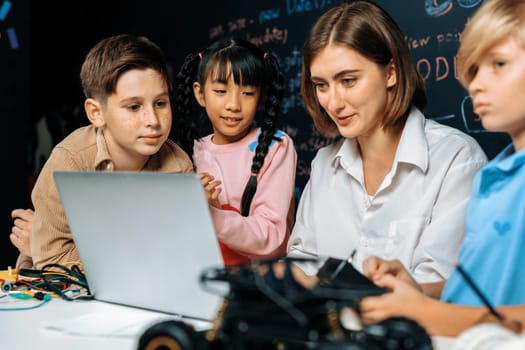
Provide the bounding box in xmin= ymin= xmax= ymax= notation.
xmin=137 ymin=320 xmax=198 ymax=350
xmin=364 ymin=317 xmax=433 ymax=350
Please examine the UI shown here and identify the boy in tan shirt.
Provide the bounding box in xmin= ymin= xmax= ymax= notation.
xmin=12 ymin=34 xmax=193 ymax=269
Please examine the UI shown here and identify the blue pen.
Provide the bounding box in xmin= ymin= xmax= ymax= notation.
xmin=456 ymin=264 xmax=504 ymax=321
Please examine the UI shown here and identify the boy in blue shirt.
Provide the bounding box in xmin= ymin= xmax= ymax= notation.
xmin=360 ymin=0 xmax=525 ymax=337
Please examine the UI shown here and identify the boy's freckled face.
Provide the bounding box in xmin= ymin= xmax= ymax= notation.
xmin=101 ymin=68 xmax=172 ymax=163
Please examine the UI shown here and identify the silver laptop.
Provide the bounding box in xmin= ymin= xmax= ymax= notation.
xmin=54 ymin=171 xmax=226 ymax=321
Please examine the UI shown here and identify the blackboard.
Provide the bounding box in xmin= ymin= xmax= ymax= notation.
xmin=0 ymin=0 xmax=512 ymax=268
xmin=172 ymin=0 xmax=511 ymax=193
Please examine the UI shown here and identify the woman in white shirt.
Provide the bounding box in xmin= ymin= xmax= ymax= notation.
xmin=287 ymin=1 xmax=487 ymax=293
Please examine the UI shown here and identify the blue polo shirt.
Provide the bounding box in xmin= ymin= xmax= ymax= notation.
xmin=441 ymin=144 xmax=525 ymax=306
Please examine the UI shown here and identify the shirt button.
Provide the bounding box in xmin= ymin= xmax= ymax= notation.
xmin=360 ymin=237 xmax=369 ymax=247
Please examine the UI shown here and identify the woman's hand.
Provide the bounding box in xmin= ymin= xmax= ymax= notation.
xmin=363 ymin=255 xmax=422 ymax=291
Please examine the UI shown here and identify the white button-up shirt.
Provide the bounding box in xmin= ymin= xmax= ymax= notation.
xmin=288 ymin=107 xmax=488 ymax=283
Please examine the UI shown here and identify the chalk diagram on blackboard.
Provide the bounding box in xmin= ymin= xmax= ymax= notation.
xmin=0 ymin=0 xmax=19 ymax=49
xmin=193 ymin=0 xmax=495 ymax=190
xmin=429 ymin=95 xmax=488 ymax=134
xmin=424 ymin=0 xmax=481 ymax=16
xmin=460 ymin=95 xmax=488 ymax=133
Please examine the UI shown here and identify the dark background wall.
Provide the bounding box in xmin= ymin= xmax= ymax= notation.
xmin=2 ymin=0 xmax=31 ymax=269
xmin=1 ymin=0 xmax=510 ymax=268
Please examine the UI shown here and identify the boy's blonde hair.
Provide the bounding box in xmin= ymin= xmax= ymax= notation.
xmin=457 ymin=0 xmax=525 ymax=88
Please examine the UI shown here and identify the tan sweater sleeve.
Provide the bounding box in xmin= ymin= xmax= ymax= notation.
xmin=30 ymin=148 xmax=81 ymax=269
xmin=15 ymin=253 xmax=33 ymax=269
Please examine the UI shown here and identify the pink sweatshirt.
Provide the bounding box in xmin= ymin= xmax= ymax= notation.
xmin=193 ymin=127 xmax=297 ymax=265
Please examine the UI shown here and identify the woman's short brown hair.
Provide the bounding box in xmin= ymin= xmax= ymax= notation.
xmin=301 ymin=1 xmax=426 ymax=136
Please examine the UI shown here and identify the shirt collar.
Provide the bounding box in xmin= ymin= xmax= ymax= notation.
xmin=491 ymin=143 xmax=525 ymax=171
xmin=94 ymin=128 xmax=114 ymax=171
xmin=479 ymin=143 xmax=525 ymax=194
xmin=331 ymin=137 xmax=359 ymax=172
xmin=331 ymin=106 xmax=429 ymax=173
xmin=395 ymin=106 xmax=429 ymax=172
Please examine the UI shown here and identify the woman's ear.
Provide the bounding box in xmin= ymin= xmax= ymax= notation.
xmin=193 ymin=82 xmax=206 ymax=108
xmin=386 ymin=60 xmax=397 ymax=88
xmin=84 ymin=98 xmax=105 ymax=127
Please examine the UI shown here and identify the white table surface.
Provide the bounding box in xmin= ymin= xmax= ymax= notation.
xmin=0 ymin=296 xmax=456 ymax=349
xmin=0 ymin=296 xmax=191 ymax=350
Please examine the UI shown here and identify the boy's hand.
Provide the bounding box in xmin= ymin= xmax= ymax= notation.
xmin=10 ymin=208 xmax=34 ymax=257
xmin=198 ymin=172 xmax=222 ymax=209
xmin=359 ymin=274 xmax=428 ymax=324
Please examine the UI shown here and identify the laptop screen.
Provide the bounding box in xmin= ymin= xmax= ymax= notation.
xmin=54 ymin=171 xmax=226 ymax=321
